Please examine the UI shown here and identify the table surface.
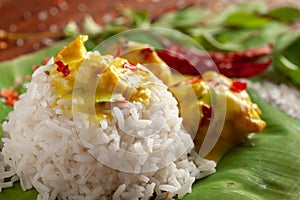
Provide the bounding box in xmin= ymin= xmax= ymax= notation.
xmin=1 ymin=0 xmax=299 ymax=62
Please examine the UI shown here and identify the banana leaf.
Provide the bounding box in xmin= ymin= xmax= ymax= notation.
xmin=0 ymin=42 xmax=300 ymax=200
xmin=183 ymin=90 xmax=300 ymax=199
xmin=0 ymin=40 xmax=70 ymax=139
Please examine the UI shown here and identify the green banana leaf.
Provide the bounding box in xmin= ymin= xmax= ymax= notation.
xmin=183 ymin=90 xmax=300 ymax=200
xmin=0 ymin=40 xmax=70 ymax=139
xmin=0 ymin=42 xmax=300 ymax=200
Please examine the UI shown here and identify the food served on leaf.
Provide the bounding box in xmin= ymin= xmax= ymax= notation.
xmin=0 ymin=35 xmax=266 ymax=199
xmin=0 ymin=36 xmax=216 ymax=199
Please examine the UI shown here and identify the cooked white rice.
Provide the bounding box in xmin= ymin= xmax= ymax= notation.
xmin=250 ymin=80 xmax=300 ymax=120
xmin=0 ymin=52 xmax=216 ymax=200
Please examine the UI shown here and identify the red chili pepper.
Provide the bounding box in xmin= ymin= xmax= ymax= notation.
xmin=230 ymin=81 xmax=247 ymax=92
xmin=0 ymin=88 xmax=19 ymax=107
xmin=217 ymin=58 xmax=272 ymax=78
xmin=156 ymin=44 xmax=273 ymax=78
xmin=210 ymin=44 xmax=273 ymax=63
xmin=55 ymin=61 xmax=70 ymax=77
xmin=140 ymin=47 xmax=153 ymax=60
xmin=200 ymin=104 xmax=212 ymax=127
xmin=156 ymin=49 xmax=200 ymax=75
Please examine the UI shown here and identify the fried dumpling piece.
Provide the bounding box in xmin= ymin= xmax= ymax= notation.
xmin=171 ymin=71 xmax=266 ymax=161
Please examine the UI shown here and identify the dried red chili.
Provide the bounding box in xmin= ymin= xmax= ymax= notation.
xmin=156 ymin=49 xmax=199 ymax=75
xmin=200 ymin=104 xmax=212 ymax=127
xmin=230 ymin=81 xmax=247 ymax=92
xmin=210 ymin=44 xmax=273 ymax=63
xmin=55 ymin=61 xmax=70 ymax=77
xmin=216 ymin=58 xmax=272 ymax=78
xmin=140 ymin=47 xmax=153 ymax=60
xmin=157 ymin=44 xmax=273 ymax=78
xmin=0 ymin=88 xmax=19 ymax=107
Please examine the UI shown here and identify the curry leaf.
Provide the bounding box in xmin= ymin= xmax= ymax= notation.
xmin=272 ymin=34 xmax=300 ymax=87
xmin=124 ymin=9 xmax=150 ymax=27
xmin=153 ymin=7 xmax=206 ymax=29
xmin=225 ymin=12 xmax=270 ymax=29
xmin=172 ymin=7 xmax=206 ymax=28
xmin=152 ymin=11 xmax=177 ymax=28
xmin=209 ymin=1 xmax=267 ymax=26
xmin=215 ymin=28 xmax=257 ymax=48
xmin=267 ymin=6 xmax=300 ymax=23
xmin=273 ymin=54 xmax=300 ymax=87
xmin=238 ymin=1 xmax=268 ymax=14
xmin=281 ymin=35 xmax=300 ymax=66
xmin=274 ymin=31 xmax=300 ymax=52
xmin=242 ymin=22 xmax=287 ymax=49
xmin=195 ymin=33 xmax=241 ymax=52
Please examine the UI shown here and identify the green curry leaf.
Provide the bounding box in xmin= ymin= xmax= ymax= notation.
xmin=208 ymin=1 xmax=267 ymax=26
xmin=273 ymin=54 xmax=300 ymax=87
xmin=273 ymin=31 xmax=300 ymax=52
xmin=153 ymin=7 xmax=206 ymax=29
xmin=267 ymin=6 xmax=300 ymax=23
xmin=272 ymin=34 xmax=300 ymax=87
xmin=225 ymin=12 xmax=270 ymax=29
xmin=124 ymin=9 xmax=150 ymax=27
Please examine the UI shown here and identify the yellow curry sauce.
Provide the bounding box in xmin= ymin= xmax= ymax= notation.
xmin=49 ymin=35 xmax=153 ymax=122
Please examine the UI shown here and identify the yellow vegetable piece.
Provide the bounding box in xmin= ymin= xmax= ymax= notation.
xmin=50 ymin=35 xmax=88 ymax=99
xmin=53 ymin=35 xmax=88 ymax=66
xmin=108 ymin=40 xmax=172 ymax=84
xmin=171 ymin=72 xmax=266 ymax=162
xmin=50 ymin=36 xmax=155 ymax=123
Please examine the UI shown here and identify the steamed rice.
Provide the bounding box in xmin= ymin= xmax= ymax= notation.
xmin=0 ymin=52 xmax=216 ymax=200
xmin=250 ymin=81 xmax=300 ymax=120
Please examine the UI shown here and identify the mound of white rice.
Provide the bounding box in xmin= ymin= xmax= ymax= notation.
xmin=0 ymin=52 xmax=216 ymax=200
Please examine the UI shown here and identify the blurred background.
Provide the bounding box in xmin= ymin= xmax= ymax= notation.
xmin=0 ymin=0 xmax=299 ymax=62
